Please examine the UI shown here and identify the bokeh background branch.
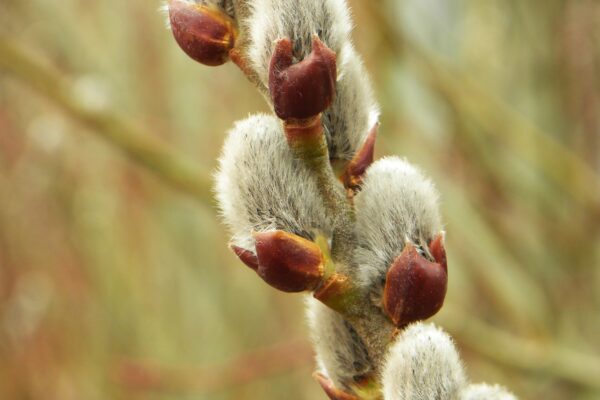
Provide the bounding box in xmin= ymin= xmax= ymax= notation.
xmin=1 ymin=1 xmax=599 ymax=399
xmin=0 ymin=36 xmax=212 ymax=204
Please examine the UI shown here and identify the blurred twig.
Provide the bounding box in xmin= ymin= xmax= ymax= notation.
xmin=371 ymin=1 xmax=600 ymax=212
xmin=114 ymin=339 xmax=313 ymax=394
xmin=440 ymin=305 xmax=600 ymax=392
xmin=0 ymin=36 xmax=212 ymax=205
xmin=113 ymin=309 xmax=600 ymax=395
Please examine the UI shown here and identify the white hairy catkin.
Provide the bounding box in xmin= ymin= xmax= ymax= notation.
xmin=215 ymin=114 xmax=331 ymax=250
xmin=382 ymin=323 xmax=467 ymax=400
xmin=459 ymin=384 xmax=518 ymax=400
xmin=246 ymin=0 xmax=379 ymax=161
xmin=306 ymin=298 xmax=374 ymax=390
xmin=353 ymin=157 xmax=442 ymax=296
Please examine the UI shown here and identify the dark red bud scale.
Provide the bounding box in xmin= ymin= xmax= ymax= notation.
xmin=269 ymin=36 xmax=337 ymax=120
xmin=168 ymin=0 xmax=237 ymax=66
xmin=383 ymin=242 xmax=448 ymax=327
xmin=314 ymin=372 xmax=361 ymax=400
xmin=342 ymin=123 xmax=378 ymax=192
xmin=230 ymin=244 xmax=259 ymax=271
xmin=429 ymin=233 xmax=447 ymax=272
xmin=253 ymin=230 xmax=324 ymax=292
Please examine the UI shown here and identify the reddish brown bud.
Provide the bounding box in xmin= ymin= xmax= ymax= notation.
xmin=230 ymin=244 xmax=259 ymax=271
xmin=383 ymin=243 xmax=447 ymax=327
xmin=253 ymin=231 xmax=324 ymax=292
xmin=314 ymin=372 xmax=361 ymax=400
xmin=342 ymin=123 xmax=378 ymax=191
xmin=269 ymin=36 xmax=337 ymax=120
xmin=168 ymin=0 xmax=237 ymax=66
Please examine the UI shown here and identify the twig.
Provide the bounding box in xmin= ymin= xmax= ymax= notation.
xmin=0 ymin=36 xmax=212 ymax=205
xmin=439 ymin=305 xmax=600 ymax=392
xmin=114 ymin=339 xmax=313 ymax=394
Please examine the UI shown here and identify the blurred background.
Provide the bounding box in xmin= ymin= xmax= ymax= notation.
xmin=1 ymin=0 xmax=599 ymax=399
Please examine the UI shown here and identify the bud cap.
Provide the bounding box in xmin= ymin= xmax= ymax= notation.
xmin=253 ymin=230 xmax=324 ymax=292
xmin=269 ymin=35 xmax=337 ymax=120
xmin=168 ymin=0 xmax=236 ymax=66
xmin=314 ymin=372 xmax=361 ymax=400
xmin=383 ymin=242 xmax=448 ymax=327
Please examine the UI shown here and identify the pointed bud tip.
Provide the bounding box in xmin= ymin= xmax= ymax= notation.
xmin=230 ymin=244 xmax=259 ymax=271
xmin=383 ymin=243 xmax=448 ymax=327
xmin=314 ymin=372 xmax=361 ymax=400
xmin=429 ymin=232 xmax=447 ymax=273
xmin=253 ymin=230 xmax=324 ymax=293
xmin=168 ymin=0 xmax=236 ymax=66
xmin=269 ymin=36 xmax=337 ymax=120
xmin=342 ymin=123 xmax=378 ymax=191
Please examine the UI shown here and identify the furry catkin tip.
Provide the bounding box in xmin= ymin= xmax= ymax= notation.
xmin=353 ymin=157 xmax=442 ymax=297
xmin=459 ymin=383 xmax=518 ymax=400
xmin=382 ymin=323 xmax=466 ymax=400
xmin=215 ymin=114 xmax=331 ymax=251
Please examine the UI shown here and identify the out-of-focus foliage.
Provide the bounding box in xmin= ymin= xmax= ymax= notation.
xmin=1 ymin=1 xmax=599 ymax=399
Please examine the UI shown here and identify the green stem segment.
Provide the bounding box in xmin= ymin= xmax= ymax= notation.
xmin=284 ymin=116 xmax=356 ymax=266
xmin=283 ymin=116 xmax=374 ymax=327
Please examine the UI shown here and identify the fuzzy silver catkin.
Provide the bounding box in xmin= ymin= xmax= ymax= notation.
xmin=246 ymin=0 xmax=379 ymax=161
xmin=353 ymin=157 xmax=442 ymax=296
xmin=215 ymin=113 xmax=331 ymax=249
xmin=306 ymin=297 xmax=374 ymax=390
xmin=323 ymin=43 xmax=380 ymax=161
xmin=382 ymin=323 xmax=466 ymax=400
xmin=459 ymin=384 xmax=518 ymax=400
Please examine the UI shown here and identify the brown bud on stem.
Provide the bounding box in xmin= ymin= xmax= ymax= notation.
xmin=168 ymin=0 xmax=237 ymax=66
xmin=269 ymin=36 xmax=337 ymax=120
xmin=314 ymin=372 xmax=361 ymax=400
xmin=253 ymin=231 xmax=324 ymax=293
xmin=383 ymin=241 xmax=448 ymax=327
xmin=342 ymin=123 xmax=378 ymax=192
